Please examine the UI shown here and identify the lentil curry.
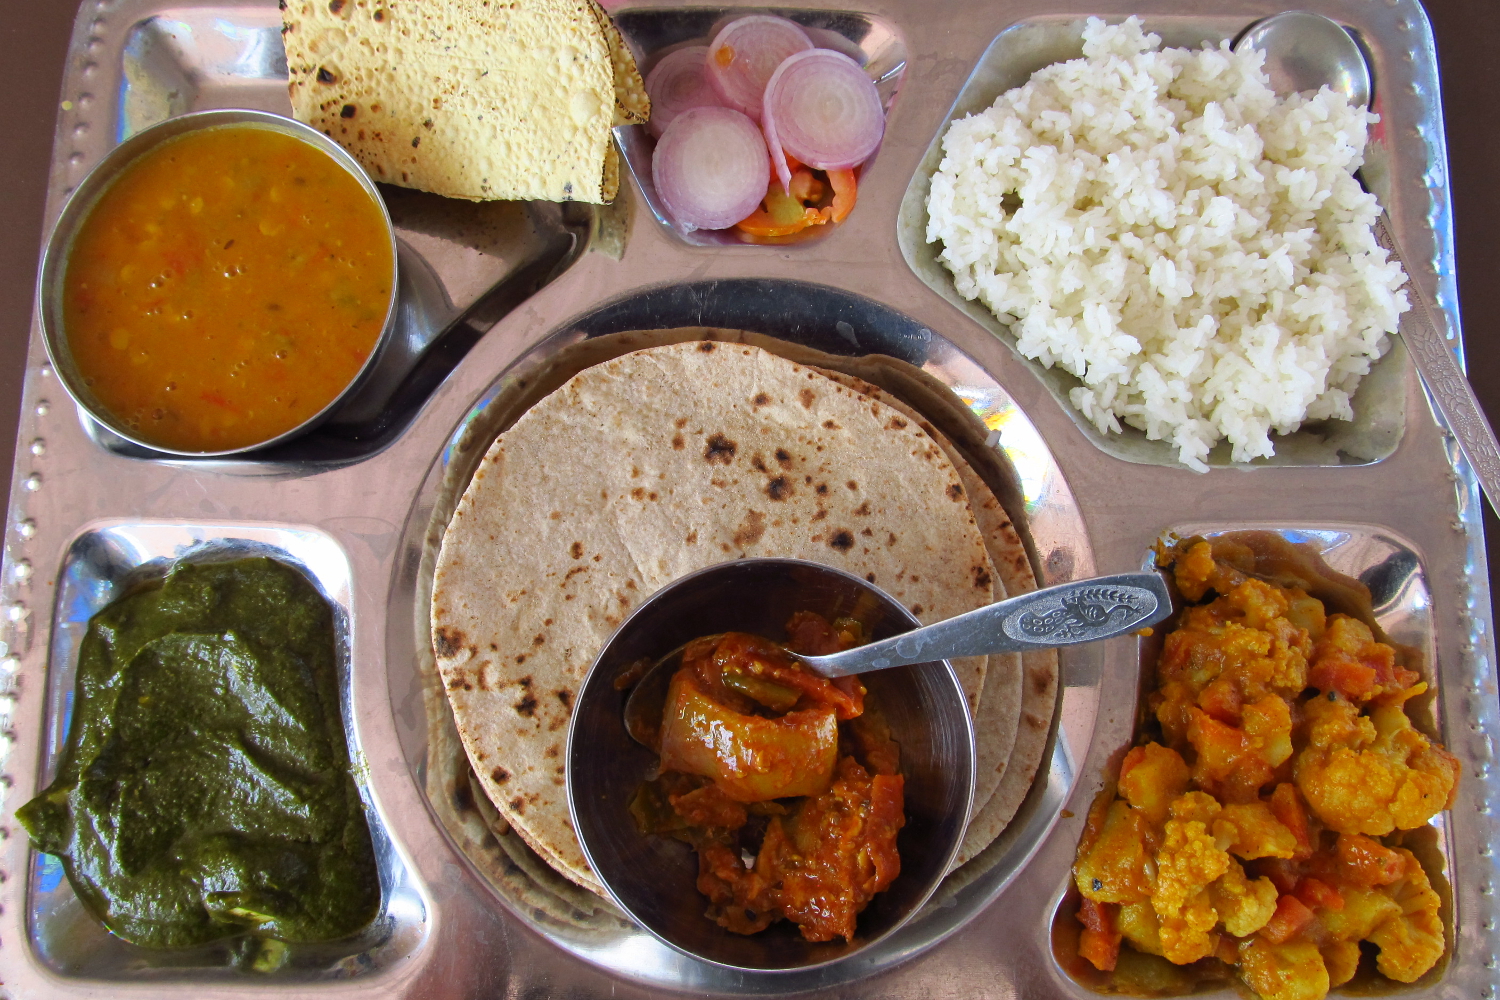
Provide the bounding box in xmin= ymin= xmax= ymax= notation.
xmin=631 ymin=611 xmax=905 ymax=942
xmin=62 ymin=124 xmax=392 ymax=452
xmin=1069 ymin=535 xmax=1459 ymax=1000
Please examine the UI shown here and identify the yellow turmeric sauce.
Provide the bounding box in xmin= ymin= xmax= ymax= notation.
xmin=63 ymin=124 xmax=392 ymax=452
xmin=1069 ymin=536 xmax=1458 ymax=1000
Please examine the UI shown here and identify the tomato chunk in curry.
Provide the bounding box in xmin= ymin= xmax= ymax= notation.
xmin=1071 ymin=537 xmax=1459 ymax=1000
xmin=632 ymin=611 xmax=905 ymax=942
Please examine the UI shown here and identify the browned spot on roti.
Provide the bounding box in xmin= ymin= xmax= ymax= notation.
xmin=829 ymin=530 xmax=854 ymax=552
xmin=799 ymin=388 xmax=815 ymax=408
xmin=766 ymin=476 xmax=791 ymax=501
xmin=973 ymin=565 xmax=992 ymax=590
xmin=1031 ymin=664 xmax=1056 ymax=694
xmin=861 ymin=527 xmax=874 ymax=537
xmin=491 ymin=766 xmax=511 ymax=784
xmin=853 ymin=502 xmax=871 ymax=516
xmin=815 ymin=483 xmax=829 ymax=495
xmin=823 ymin=419 xmax=840 ymax=430
xmin=948 ymin=483 xmax=965 ymax=501
xmin=676 ymin=416 xmax=688 ymax=429
xmin=544 ymin=745 xmax=558 ymax=758
xmin=912 ymin=604 xmax=925 ymax=615
xmin=847 ymin=480 xmax=858 ymax=490
xmin=686 ymin=530 xmax=698 ymax=544
xmin=672 ymin=434 xmax=685 ymax=450
xmin=705 ymin=434 xmax=737 ymax=463
xmin=698 ymin=341 xmax=716 ymax=352
xmin=631 ymin=487 xmax=646 ymax=500
xmin=751 ymin=454 xmax=768 ymax=473
xmin=775 ymin=448 xmax=793 ymax=468
xmin=753 ymin=393 xmax=770 ymax=408
xmin=887 ymin=532 xmax=898 ymax=546
xmin=518 ymin=676 xmax=533 ymax=689
xmin=550 ymin=511 xmax=562 ymax=520
xmin=515 ymin=694 xmax=538 ymax=717
xmin=866 ymin=572 xmax=876 ymax=583
xmin=511 ymin=796 xmax=526 ymax=814
xmin=570 ymin=541 xmax=583 ymax=559
xmin=543 ymin=619 xmax=553 ymax=626
xmin=564 ymin=565 xmax=588 ymax=582
xmin=811 ymin=508 xmax=828 ymax=522
xmin=433 ymin=627 xmax=464 ymax=658
xmin=556 ymin=689 xmax=573 ymax=709
xmin=515 ymin=654 xmax=527 ymax=664
xmin=734 ymin=510 xmax=767 ymax=547
xmin=1024 ymin=711 xmax=1048 ymax=730
xmin=533 ymin=634 xmax=546 ymax=646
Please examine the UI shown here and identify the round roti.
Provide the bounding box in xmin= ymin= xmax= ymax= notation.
xmin=431 ymin=342 xmax=997 ymax=891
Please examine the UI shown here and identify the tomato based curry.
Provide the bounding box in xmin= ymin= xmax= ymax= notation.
xmin=632 ymin=612 xmax=905 ymax=942
xmin=1070 ymin=536 xmax=1458 ymax=1000
xmin=62 ymin=124 xmax=393 ymax=452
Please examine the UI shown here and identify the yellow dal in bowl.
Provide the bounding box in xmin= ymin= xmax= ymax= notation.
xmin=62 ymin=124 xmax=393 ymax=453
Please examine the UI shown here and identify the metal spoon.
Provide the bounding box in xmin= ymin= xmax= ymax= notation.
xmin=1235 ymin=12 xmax=1500 ymax=515
xmin=621 ymin=571 xmax=1170 ymax=746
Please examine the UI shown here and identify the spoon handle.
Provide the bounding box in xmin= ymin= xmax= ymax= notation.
xmin=1376 ymin=215 xmax=1500 ymax=518
xmin=800 ymin=573 xmax=1172 ymax=678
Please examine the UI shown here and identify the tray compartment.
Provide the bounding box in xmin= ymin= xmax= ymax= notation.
xmin=72 ymin=6 xmax=594 ymax=465
xmin=896 ymin=15 xmax=1413 ymax=471
xmin=28 ymin=522 xmax=428 ymax=981
xmin=1049 ymin=524 xmax=1453 ymax=997
xmin=388 ymin=278 xmax=1097 ymax=993
xmin=613 ymin=6 xmax=907 ymax=247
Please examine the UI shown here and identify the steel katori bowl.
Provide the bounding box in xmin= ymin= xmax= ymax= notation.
xmin=37 ymin=108 xmax=400 ymax=458
xmin=566 ymin=557 xmax=976 ymax=973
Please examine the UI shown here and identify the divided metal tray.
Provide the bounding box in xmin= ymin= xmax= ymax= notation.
xmin=0 ymin=0 xmax=1494 ymax=997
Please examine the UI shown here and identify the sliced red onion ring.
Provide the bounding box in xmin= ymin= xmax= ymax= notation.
xmin=652 ymin=106 xmax=771 ymax=232
xmin=762 ymin=48 xmax=885 ymax=176
xmin=644 ymin=46 xmax=721 ymax=138
xmin=704 ymin=15 xmax=813 ymax=121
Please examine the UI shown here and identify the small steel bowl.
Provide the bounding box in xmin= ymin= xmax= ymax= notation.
xmin=566 ymin=557 xmax=976 ymax=973
xmin=37 ymin=108 xmax=400 ymax=457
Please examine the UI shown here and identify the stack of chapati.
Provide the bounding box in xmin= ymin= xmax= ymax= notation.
xmin=282 ymin=0 xmax=647 ymax=203
xmin=429 ymin=338 xmax=1056 ymax=897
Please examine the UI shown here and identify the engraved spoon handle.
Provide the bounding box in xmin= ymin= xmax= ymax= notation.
xmin=1376 ymin=214 xmax=1500 ymax=515
xmin=795 ymin=573 xmax=1172 ymax=678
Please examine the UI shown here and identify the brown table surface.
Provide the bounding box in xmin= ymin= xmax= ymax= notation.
xmin=3 ymin=0 xmax=1498 ymax=608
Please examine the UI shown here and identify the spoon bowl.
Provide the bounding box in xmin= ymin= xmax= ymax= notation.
xmin=1234 ymin=10 xmax=1370 ymax=107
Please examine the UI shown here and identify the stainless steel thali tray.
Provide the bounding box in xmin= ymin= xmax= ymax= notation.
xmin=0 ymin=0 xmax=1495 ymax=997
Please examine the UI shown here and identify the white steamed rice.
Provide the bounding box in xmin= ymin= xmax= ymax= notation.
xmin=926 ymin=17 xmax=1410 ymax=471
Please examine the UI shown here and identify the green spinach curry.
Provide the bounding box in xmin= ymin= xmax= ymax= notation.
xmin=17 ymin=557 xmax=380 ymax=949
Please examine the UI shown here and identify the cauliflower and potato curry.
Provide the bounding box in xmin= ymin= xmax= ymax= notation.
xmin=1072 ymin=536 xmax=1458 ymax=1000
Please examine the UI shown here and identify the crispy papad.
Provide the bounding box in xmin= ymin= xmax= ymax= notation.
xmin=283 ymin=0 xmax=642 ymax=203
xmin=431 ymin=341 xmax=997 ymax=892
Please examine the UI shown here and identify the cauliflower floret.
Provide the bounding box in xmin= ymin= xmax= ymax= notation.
xmin=1368 ymin=848 xmax=1445 ymax=983
xmin=1152 ymin=794 xmax=1231 ymax=964
xmin=1238 ymin=938 xmax=1329 ymax=1000
xmin=1320 ymin=940 xmax=1361 ymax=988
xmin=1213 ymin=802 xmax=1299 ymax=860
xmin=1208 ymin=859 xmax=1279 ymax=936
xmin=1296 ymin=696 xmax=1460 ymax=835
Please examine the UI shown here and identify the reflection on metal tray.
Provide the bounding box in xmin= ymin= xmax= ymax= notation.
xmin=31 ymin=525 xmax=427 ymax=981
